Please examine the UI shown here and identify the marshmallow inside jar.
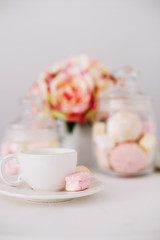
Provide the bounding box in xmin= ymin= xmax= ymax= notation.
xmin=107 ymin=111 xmax=142 ymax=143
xmin=92 ymin=66 xmax=157 ymax=177
xmin=109 ymin=143 xmax=147 ymax=176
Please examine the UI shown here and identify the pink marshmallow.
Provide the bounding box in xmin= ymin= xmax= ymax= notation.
xmin=0 ymin=143 xmax=12 ymax=157
xmin=142 ymin=121 xmax=156 ymax=134
xmin=65 ymin=172 xmax=90 ymax=192
xmin=110 ymin=143 xmax=146 ymax=175
xmin=5 ymin=160 xmax=19 ymax=175
xmin=0 ymin=143 xmax=20 ymax=175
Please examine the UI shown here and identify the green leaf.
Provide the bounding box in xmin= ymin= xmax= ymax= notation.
xmin=51 ymin=110 xmax=66 ymax=120
xmin=66 ymin=122 xmax=76 ymax=133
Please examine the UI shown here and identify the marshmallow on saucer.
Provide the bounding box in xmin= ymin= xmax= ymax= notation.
xmin=65 ymin=172 xmax=90 ymax=192
xmin=75 ymin=165 xmax=90 ymax=173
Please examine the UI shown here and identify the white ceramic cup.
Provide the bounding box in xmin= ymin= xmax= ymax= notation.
xmin=0 ymin=148 xmax=77 ymax=191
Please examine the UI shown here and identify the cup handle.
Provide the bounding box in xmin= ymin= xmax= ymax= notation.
xmin=0 ymin=154 xmax=23 ymax=186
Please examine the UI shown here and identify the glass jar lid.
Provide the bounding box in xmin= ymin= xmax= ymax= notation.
xmin=4 ymin=95 xmax=58 ymax=142
xmin=97 ymin=66 xmax=152 ymax=112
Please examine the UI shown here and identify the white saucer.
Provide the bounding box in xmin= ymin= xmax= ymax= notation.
xmin=0 ymin=177 xmax=103 ymax=203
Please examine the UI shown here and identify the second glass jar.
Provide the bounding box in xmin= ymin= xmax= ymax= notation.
xmin=92 ymin=67 xmax=157 ymax=177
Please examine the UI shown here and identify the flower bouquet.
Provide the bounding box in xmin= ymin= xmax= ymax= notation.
xmin=30 ymin=55 xmax=117 ymax=133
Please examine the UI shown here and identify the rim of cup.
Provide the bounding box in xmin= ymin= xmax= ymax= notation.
xmin=20 ymin=148 xmax=77 ymax=156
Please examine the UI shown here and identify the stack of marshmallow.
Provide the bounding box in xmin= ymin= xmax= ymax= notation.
xmin=93 ymin=111 xmax=156 ymax=176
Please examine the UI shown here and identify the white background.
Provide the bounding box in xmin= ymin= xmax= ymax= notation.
xmin=0 ymin=0 xmax=160 ymax=139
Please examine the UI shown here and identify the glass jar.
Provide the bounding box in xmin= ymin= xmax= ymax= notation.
xmin=0 ymin=96 xmax=60 ymax=175
xmin=92 ymin=66 xmax=157 ymax=177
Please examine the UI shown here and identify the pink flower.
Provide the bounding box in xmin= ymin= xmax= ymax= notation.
xmin=30 ymin=55 xmax=116 ymax=123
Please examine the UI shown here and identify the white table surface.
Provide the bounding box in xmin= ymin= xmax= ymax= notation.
xmin=0 ymin=171 xmax=160 ymax=240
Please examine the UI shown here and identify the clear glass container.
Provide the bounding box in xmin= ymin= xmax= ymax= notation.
xmin=0 ymin=96 xmax=60 ymax=175
xmin=92 ymin=66 xmax=157 ymax=177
